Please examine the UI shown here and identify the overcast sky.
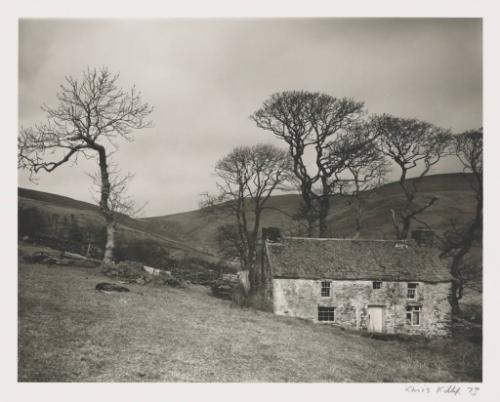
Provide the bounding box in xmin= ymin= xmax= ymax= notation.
xmin=18 ymin=18 xmax=482 ymax=216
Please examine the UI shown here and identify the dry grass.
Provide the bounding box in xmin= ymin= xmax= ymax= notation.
xmin=18 ymin=262 xmax=481 ymax=382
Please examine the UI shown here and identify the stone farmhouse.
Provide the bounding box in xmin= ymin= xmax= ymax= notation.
xmin=261 ymin=229 xmax=452 ymax=336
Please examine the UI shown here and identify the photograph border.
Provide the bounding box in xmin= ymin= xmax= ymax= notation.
xmin=2 ymin=1 xmax=499 ymax=401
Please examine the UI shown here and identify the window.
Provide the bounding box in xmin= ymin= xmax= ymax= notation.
xmin=372 ymin=281 xmax=382 ymax=289
xmin=318 ymin=306 xmax=335 ymax=322
xmin=321 ymin=281 xmax=331 ymax=297
xmin=406 ymin=305 xmax=422 ymax=325
xmin=407 ymin=283 xmax=418 ymax=299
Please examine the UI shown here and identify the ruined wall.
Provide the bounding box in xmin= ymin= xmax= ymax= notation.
xmin=272 ymin=279 xmax=451 ymax=336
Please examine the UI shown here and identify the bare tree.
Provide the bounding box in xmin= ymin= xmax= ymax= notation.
xmin=251 ymin=91 xmax=377 ymax=237
xmin=214 ymin=223 xmax=246 ymax=265
xmin=87 ymin=164 xmax=146 ymax=260
xmin=372 ymin=114 xmax=452 ymax=239
xmin=201 ymin=144 xmax=292 ymax=292
xmin=440 ymin=128 xmax=483 ymax=315
xmin=340 ymin=130 xmax=389 ymax=238
xmin=18 ymin=67 xmax=153 ymax=263
xmin=89 ymin=165 xmax=147 ymax=218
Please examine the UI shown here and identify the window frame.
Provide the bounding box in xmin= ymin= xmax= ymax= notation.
xmin=318 ymin=306 xmax=335 ymax=322
xmin=405 ymin=305 xmax=422 ymax=326
xmin=407 ymin=282 xmax=419 ymax=299
xmin=372 ymin=281 xmax=382 ymax=289
xmin=320 ymin=281 xmax=331 ymax=297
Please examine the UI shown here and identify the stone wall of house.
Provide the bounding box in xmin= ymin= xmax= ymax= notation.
xmin=272 ymin=279 xmax=452 ymax=336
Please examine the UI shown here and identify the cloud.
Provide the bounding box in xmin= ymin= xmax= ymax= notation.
xmin=18 ymin=18 xmax=482 ymax=215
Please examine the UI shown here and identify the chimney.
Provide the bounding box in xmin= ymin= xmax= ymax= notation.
xmin=262 ymin=227 xmax=282 ymax=243
xmin=411 ymin=228 xmax=434 ymax=247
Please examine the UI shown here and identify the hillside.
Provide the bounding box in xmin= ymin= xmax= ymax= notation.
xmin=18 ymin=257 xmax=481 ymax=382
xmin=142 ymin=173 xmax=480 ymax=254
xmin=18 ymin=187 xmax=216 ymax=265
xmin=18 ymin=173 xmax=481 ymax=268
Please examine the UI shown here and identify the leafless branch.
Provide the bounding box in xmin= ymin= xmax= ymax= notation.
xmin=18 ymin=67 xmax=153 ymax=263
xmin=201 ymin=144 xmax=292 ymax=291
xmin=371 ymin=113 xmax=452 ymax=239
xmin=251 ymin=91 xmax=374 ymax=237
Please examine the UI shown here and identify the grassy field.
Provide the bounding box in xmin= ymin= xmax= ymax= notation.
xmin=18 ymin=260 xmax=481 ymax=382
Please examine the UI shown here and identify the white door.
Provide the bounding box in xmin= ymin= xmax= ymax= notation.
xmin=368 ymin=306 xmax=385 ymax=333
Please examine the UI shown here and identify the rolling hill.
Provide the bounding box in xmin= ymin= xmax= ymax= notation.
xmin=141 ymin=173 xmax=480 ymax=254
xmin=18 ymin=187 xmax=217 ymax=264
xmin=18 ymin=172 xmax=481 ymax=267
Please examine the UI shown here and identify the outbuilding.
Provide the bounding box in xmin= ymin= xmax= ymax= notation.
xmin=262 ymin=233 xmax=452 ymax=336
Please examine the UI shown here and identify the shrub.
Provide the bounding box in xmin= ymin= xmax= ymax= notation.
xmin=231 ymin=287 xmax=250 ymax=308
xmin=113 ymin=239 xmax=173 ymax=268
xmin=247 ymin=290 xmax=273 ymax=312
xmin=166 ymin=276 xmax=186 ymax=288
xmin=230 ymin=288 xmax=273 ymax=312
xmin=102 ymin=260 xmax=146 ymax=280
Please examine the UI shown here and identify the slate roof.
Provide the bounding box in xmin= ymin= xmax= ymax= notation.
xmin=265 ymin=237 xmax=452 ymax=282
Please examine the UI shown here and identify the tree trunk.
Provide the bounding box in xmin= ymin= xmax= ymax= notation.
xmin=318 ymin=214 xmax=328 ymax=238
xmin=396 ymin=167 xmax=414 ymax=240
xmin=400 ymin=216 xmax=411 ymax=240
xmin=250 ymin=265 xmax=258 ymax=294
xmin=103 ymin=219 xmax=115 ymax=264
xmin=353 ymin=207 xmax=362 ymax=239
xmin=301 ymin=209 xmax=315 ymax=237
xmin=448 ymin=255 xmax=466 ymax=318
xmin=448 ymin=281 xmax=462 ymax=316
xmin=260 ymin=254 xmax=266 ymax=289
xmin=318 ymin=194 xmax=330 ymax=238
xmin=303 ymin=201 xmax=315 ymax=237
xmin=247 ymin=242 xmax=259 ymax=294
xmin=297 ymin=178 xmax=316 ymax=237
xmin=305 ymin=215 xmax=314 ymax=237
xmin=96 ymin=145 xmax=114 ymax=264
xmin=447 ymin=218 xmax=480 ymax=317
xmin=247 ymin=260 xmax=259 ymax=295
xmin=353 ymin=199 xmax=362 ymax=239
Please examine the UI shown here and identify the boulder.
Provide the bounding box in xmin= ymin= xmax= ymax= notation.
xmin=143 ymin=265 xmax=161 ymax=276
xmin=31 ymin=251 xmax=58 ymax=264
xmin=95 ymin=282 xmax=130 ymax=293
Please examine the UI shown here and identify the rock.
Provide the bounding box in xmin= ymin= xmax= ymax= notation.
xmin=102 ymin=260 xmax=144 ymax=279
xmin=103 ymin=269 xmax=118 ymax=278
xmin=160 ymin=270 xmax=174 ymax=280
xmin=143 ymin=265 xmax=162 ymax=276
xmin=166 ymin=276 xmax=185 ymax=288
xmin=102 ymin=261 xmax=165 ymax=286
xmin=135 ymin=276 xmax=151 ymax=285
xmin=210 ymin=280 xmax=236 ymax=300
xmin=95 ymin=282 xmax=130 ymax=293
xmin=31 ymin=251 xmax=58 ymax=264
xmin=101 ymin=262 xmax=117 ymax=274
xmin=61 ymin=251 xmax=88 ymax=260
xmin=115 ymin=260 xmax=144 ymax=278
